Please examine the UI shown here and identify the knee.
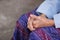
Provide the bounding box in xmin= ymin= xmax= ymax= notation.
xmin=29 ymin=31 xmax=41 ymax=40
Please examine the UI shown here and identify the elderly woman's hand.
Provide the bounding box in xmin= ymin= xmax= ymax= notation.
xmin=31 ymin=14 xmax=54 ymax=28
xmin=27 ymin=14 xmax=54 ymax=31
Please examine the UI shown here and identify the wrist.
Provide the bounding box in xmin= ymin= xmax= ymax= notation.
xmin=47 ymin=20 xmax=54 ymax=26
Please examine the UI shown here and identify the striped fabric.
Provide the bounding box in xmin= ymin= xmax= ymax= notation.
xmin=12 ymin=9 xmax=60 ymax=40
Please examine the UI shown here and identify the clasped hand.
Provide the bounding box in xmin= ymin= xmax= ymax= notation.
xmin=27 ymin=14 xmax=54 ymax=31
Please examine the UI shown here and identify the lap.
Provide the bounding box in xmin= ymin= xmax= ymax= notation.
xmin=18 ymin=11 xmax=60 ymax=40
xmin=29 ymin=27 xmax=60 ymax=40
xmin=13 ymin=10 xmax=60 ymax=40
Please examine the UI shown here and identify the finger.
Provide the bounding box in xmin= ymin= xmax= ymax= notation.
xmin=28 ymin=17 xmax=30 ymax=22
xmin=27 ymin=17 xmax=35 ymax=31
xmin=30 ymin=14 xmax=38 ymax=19
xmin=29 ymin=17 xmax=35 ymax=31
xmin=32 ymin=20 xmax=40 ymax=28
xmin=27 ymin=24 xmax=35 ymax=31
xmin=27 ymin=22 xmax=35 ymax=31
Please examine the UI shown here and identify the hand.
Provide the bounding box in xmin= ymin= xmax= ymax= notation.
xmin=27 ymin=14 xmax=54 ymax=31
xmin=30 ymin=14 xmax=54 ymax=28
xmin=27 ymin=14 xmax=46 ymax=31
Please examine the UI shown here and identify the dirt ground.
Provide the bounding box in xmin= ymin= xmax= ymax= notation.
xmin=0 ymin=0 xmax=43 ymax=40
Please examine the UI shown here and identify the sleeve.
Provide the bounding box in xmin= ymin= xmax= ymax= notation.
xmin=36 ymin=0 xmax=58 ymax=19
xmin=57 ymin=0 xmax=60 ymax=13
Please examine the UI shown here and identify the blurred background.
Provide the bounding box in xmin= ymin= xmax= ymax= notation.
xmin=0 ymin=0 xmax=43 ymax=40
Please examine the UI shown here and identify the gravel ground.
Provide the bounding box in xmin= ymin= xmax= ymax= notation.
xmin=0 ymin=0 xmax=43 ymax=40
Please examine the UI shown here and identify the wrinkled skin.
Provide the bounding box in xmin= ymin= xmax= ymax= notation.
xmin=27 ymin=14 xmax=54 ymax=31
